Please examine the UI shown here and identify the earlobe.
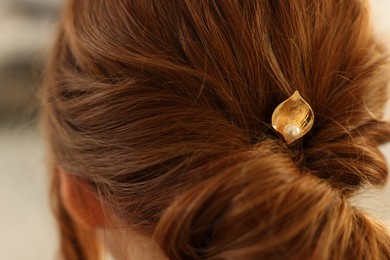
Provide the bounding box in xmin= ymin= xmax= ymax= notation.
xmin=58 ymin=169 xmax=106 ymax=228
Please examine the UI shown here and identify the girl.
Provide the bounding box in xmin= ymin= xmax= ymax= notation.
xmin=41 ymin=1 xmax=390 ymax=259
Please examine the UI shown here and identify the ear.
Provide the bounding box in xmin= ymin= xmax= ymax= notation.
xmin=58 ymin=168 xmax=106 ymax=228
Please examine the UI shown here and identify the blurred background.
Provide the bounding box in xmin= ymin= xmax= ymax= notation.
xmin=0 ymin=0 xmax=389 ymax=259
xmin=0 ymin=0 xmax=62 ymax=259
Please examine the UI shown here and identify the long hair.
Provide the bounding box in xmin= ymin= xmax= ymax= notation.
xmin=41 ymin=0 xmax=390 ymax=259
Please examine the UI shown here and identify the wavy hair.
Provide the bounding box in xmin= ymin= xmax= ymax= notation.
xmin=41 ymin=0 xmax=390 ymax=259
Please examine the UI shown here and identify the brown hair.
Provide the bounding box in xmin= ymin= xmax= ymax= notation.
xmin=41 ymin=0 xmax=390 ymax=259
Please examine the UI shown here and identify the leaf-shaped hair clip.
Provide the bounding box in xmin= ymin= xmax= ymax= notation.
xmin=271 ymin=91 xmax=314 ymax=144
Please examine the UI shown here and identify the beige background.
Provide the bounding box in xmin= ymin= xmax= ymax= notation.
xmin=0 ymin=1 xmax=390 ymax=259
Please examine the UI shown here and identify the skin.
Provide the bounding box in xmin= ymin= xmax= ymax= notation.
xmin=59 ymin=169 xmax=166 ymax=259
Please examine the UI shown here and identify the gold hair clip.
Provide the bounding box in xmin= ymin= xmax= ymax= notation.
xmin=271 ymin=91 xmax=314 ymax=144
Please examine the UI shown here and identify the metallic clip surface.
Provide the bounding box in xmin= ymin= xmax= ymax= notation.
xmin=271 ymin=91 xmax=314 ymax=144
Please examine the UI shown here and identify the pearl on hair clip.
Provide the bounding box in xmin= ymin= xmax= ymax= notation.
xmin=284 ymin=124 xmax=301 ymax=139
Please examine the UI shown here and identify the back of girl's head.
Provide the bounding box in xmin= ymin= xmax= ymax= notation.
xmin=41 ymin=0 xmax=390 ymax=259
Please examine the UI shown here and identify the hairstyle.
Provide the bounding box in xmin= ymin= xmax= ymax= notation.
xmin=41 ymin=0 xmax=390 ymax=259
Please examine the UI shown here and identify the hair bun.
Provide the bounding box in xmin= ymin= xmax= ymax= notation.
xmin=154 ymin=141 xmax=390 ymax=259
xmin=303 ymin=122 xmax=390 ymax=194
